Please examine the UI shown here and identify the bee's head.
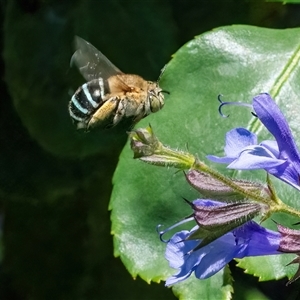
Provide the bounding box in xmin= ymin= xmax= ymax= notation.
xmin=148 ymin=83 xmax=169 ymax=113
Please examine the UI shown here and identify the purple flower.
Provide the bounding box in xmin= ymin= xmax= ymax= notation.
xmin=208 ymin=93 xmax=300 ymax=191
xmin=163 ymin=199 xmax=281 ymax=286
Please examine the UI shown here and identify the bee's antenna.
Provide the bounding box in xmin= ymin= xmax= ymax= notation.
xmin=161 ymin=90 xmax=170 ymax=95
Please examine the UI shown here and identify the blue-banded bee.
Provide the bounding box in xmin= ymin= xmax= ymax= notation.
xmin=69 ymin=36 xmax=167 ymax=130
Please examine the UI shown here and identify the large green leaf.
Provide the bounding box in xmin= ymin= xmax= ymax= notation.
xmin=110 ymin=25 xmax=300 ymax=299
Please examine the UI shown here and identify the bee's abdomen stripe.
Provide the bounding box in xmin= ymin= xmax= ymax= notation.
xmin=71 ymin=94 xmax=89 ymax=114
xmin=99 ymin=78 xmax=105 ymax=99
xmin=69 ymin=77 xmax=111 ymax=125
xmin=87 ymin=79 xmax=104 ymax=104
xmin=69 ymin=109 xmax=85 ymax=121
xmin=82 ymin=83 xmax=99 ymax=108
xmin=69 ymin=100 xmax=88 ymax=120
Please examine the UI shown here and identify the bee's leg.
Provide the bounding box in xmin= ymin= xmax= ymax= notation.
xmin=76 ymin=120 xmax=89 ymax=131
xmin=132 ymin=114 xmax=144 ymax=125
xmin=88 ymin=97 xmax=119 ymax=128
xmin=112 ymin=98 xmax=126 ymax=126
xmin=132 ymin=102 xmax=147 ymax=124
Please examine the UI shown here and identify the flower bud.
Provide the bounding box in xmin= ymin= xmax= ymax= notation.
xmin=129 ymin=126 xmax=195 ymax=168
xmin=129 ymin=125 xmax=161 ymax=159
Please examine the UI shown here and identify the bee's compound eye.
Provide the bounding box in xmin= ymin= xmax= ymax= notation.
xmin=149 ymin=91 xmax=164 ymax=113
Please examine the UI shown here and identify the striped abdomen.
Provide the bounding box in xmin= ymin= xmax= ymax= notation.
xmin=69 ymin=78 xmax=107 ymax=125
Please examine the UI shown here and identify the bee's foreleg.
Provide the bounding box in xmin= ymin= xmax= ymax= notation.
xmin=112 ymin=98 xmax=127 ymax=126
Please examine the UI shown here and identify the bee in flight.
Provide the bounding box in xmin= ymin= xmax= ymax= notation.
xmin=69 ymin=36 xmax=168 ymax=130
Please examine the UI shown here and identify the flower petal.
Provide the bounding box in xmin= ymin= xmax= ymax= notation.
xmin=234 ymin=221 xmax=281 ymax=256
xmin=207 ymin=128 xmax=257 ymax=164
xmin=253 ymin=93 xmax=300 ymax=169
xmin=165 ymin=230 xmax=203 ymax=286
xmin=260 ymin=140 xmax=279 ymax=157
xmin=267 ymin=163 xmax=300 ymax=191
xmin=206 ymin=154 xmax=234 ymax=164
xmin=224 ymin=128 xmax=257 ymax=157
xmin=194 ymin=233 xmax=244 ymax=279
xmin=227 ymin=145 xmax=286 ymax=170
xmin=165 ymin=230 xmax=241 ymax=285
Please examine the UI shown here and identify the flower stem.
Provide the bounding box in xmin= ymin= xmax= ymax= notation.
xmin=271 ymin=202 xmax=300 ymax=219
xmin=130 ymin=126 xmax=300 ymax=218
xmin=158 ymin=147 xmax=195 ymax=168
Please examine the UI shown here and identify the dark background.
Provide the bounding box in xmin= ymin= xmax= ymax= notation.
xmin=1 ymin=0 xmax=300 ymax=299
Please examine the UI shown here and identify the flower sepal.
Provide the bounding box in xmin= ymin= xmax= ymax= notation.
xmin=275 ymin=223 xmax=300 ymax=285
xmin=186 ymin=169 xmax=267 ymax=202
xmin=186 ymin=199 xmax=267 ymax=249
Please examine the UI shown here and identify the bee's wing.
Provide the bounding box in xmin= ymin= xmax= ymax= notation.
xmin=71 ymin=36 xmax=123 ymax=81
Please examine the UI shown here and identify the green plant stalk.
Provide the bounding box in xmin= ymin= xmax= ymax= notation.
xmin=157 ymin=145 xmax=300 ymax=218
xmin=194 ymin=159 xmax=300 ymax=218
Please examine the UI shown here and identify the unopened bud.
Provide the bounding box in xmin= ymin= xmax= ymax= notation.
xmin=129 ymin=126 xmax=195 ymax=168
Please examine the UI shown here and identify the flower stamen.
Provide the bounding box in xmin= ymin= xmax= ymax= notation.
xmin=157 ymin=217 xmax=194 ymax=243
xmin=218 ymin=94 xmax=255 ymax=118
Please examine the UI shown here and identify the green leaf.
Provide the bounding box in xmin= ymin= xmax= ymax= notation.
xmin=172 ymin=267 xmax=233 ymax=300
xmin=236 ymin=254 xmax=296 ymax=281
xmin=110 ymin=25 xmax=300 ymax=299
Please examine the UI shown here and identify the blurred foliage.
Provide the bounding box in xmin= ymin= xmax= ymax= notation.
xmin=267 ymin=0 xmax=300 ymax=3
xmin=2 ymin=0 xmax=300 ymax=299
